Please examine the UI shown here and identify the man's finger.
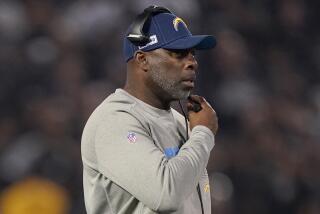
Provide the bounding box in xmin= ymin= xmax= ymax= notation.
xmin=188 ymin=95 xmax=205 ymax=104
xmin=187 ymin=102 xmax=193 ymax=111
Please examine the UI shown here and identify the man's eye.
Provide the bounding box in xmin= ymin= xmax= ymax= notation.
xmin=170 ymin=49 xmax=195 ymax=58
xmin=174 ymin=51 xmax=188 ymax=58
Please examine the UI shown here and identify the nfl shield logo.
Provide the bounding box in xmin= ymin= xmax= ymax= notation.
xmin=127 ymin=132 xmax=137 ymax=143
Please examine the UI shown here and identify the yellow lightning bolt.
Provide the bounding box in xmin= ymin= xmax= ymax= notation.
xmin=173 ymin=17 xmax=188 ymax=31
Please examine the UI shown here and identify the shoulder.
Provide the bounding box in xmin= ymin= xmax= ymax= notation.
xmin=86 ymin=89 xmax=149 ymax=129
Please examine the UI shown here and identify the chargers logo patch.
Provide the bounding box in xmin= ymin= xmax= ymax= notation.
xmin=164 ymin=147 xmax=179 ymax=158
xmin=204 ymin=183 xmax=210 ymax=193
xmin=173 ymin=17 xmax=187 ymax=31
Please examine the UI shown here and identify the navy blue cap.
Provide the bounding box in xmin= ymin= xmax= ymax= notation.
xmin=123 ymin=12 xmax=216 ymax=62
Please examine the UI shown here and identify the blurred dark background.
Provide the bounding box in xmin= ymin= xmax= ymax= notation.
xmin=0 ymin=0 xmax=319 ymax=213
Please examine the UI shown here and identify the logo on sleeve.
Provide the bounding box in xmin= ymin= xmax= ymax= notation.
xmin=127 ymin=132 xmax=137 ymax=143
xmin=204 ymin=183 xmax=210 ymax=193
xmin=164 ymin=146 xmax=179 ymax=158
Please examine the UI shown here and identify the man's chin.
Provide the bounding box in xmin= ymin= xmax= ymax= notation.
xmin=171 ymin=90 xmax=191 ymax=100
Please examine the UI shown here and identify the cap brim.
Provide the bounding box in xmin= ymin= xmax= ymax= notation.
xmin=162 ymin=35 xmax=216 ymax=50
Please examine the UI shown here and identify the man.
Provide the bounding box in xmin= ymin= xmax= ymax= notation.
xmin=81 ymin=6 xmax=218 ymax=214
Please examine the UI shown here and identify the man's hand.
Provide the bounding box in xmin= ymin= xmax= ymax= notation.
xmin=187 ymin=95 xmax=218 ymax=135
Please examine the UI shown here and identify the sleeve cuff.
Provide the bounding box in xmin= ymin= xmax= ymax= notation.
xmin=190 ymin=125 xmax=215 ymax=150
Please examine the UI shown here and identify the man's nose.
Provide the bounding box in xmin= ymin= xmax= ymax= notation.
xmin=185 ymin=53 xmax=198 ymax=71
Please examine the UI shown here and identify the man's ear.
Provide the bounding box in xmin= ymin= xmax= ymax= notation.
xmin=134 ymin=51 xmax=148 ymax=71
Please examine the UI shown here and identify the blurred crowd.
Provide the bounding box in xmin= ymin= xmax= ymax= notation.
xmin=0 ymin=0 xmax=319 ymax=213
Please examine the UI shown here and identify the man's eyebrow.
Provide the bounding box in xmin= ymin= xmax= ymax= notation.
xmin=164 ymin=49 xmax=196 ymax=57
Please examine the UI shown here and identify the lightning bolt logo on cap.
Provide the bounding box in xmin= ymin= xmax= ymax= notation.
xmin=173 ymin=17 xmax=188 ymax=31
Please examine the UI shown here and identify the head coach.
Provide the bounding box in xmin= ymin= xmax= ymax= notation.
xmin=81 ymin=5 xmax=219 ymax=214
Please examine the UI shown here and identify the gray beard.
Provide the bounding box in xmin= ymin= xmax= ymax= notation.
xmin=149 ymin=64 xmax=191 ymax=100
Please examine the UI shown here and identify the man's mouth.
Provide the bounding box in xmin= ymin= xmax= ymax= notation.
xmin=181 ymin=79 xmax=195 ymax=88
xmin=180 ymin=72 xmax=196 ymax=88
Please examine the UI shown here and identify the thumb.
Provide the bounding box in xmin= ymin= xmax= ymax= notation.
xmin=187 ymin=102 xmax=194 ymax=112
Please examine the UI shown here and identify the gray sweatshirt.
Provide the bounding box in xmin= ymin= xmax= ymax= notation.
xmin=81 ymin=89 xmax=215 ymax=214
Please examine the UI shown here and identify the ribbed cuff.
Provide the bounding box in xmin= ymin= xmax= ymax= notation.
xmin=190 ymin=125 xmax=215 ymax=150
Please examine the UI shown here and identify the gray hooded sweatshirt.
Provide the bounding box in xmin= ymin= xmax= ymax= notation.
xmin=81 ymin=89 xmax=215 ymax=214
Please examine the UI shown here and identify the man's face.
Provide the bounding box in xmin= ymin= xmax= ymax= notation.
xmin=146 ymin=48 xmax=198 ymax=100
